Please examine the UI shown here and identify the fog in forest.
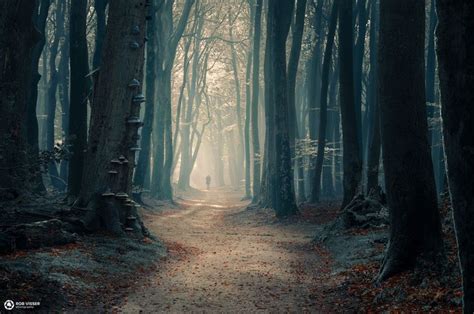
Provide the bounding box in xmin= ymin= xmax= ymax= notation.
xmin=0 ymin=0 xmax=473 ymax=312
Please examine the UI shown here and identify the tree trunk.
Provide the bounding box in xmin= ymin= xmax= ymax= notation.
xmin=353 ymin=0 xmax=367 ymax=154
xmin=377 ymin=0 xmax=443 ymax=281
xmin=436 ymin=1 xmax=474 ymax=312
xmin=58 ymin=14 xmax=70 ymax=187
xmin=0 ymin=0 xmax=40 ymax=200
xmin=250 ymin=0 xmax=263 ymax=204
xmin=46 ymin=0 xmax=66 ymax=190
xmin=243 ymin=1 xmax=255 ymax=199
xmin=287 ymin=0 xmax=306 ymax=204
xmin=134 ymin=0 xmax=158 ymax=197
xmin=26 ymin=0 xmax=51 ymax=193
xmin=79 ymin=0 xmax=148 ymax=236
xmin=92 ymin=0 xmax=108 ymax=69
xmin=311 ymin=0 xmax=338 ymax=203
xmin=338 ymin=0 xmax=362 ymax=208
xmin=265 ymin=0 xmax=298 ymax=217
xmin=307 ymin=0 xmax=324 ymax=199
xmin=68 ymin=0 xmax=90 ymax=198
xmin=365 ymin=0 xmax=380 ymax=193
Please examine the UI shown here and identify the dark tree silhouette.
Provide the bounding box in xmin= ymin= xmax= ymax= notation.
xmin=338 ymin=0 xmax=362 ymax=208
xmin=377 ymin=0 xmax=443 ymax=281
xmin=68 ymin=0 xmax=90 ymax=198
xmin=0 ymin=0 xmax=40 ymax=200
xmin=263 ymin=0 xmax=298 ymax=217
xmin=79 ymin=0 xmax=148 ymax=235
xmin=436 ymin=1 xmax=474 ymax=312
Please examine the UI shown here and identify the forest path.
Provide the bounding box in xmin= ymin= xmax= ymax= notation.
xmin=119 ymin=187 xmax=332 ymax=313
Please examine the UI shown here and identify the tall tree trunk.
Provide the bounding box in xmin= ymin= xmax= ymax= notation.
xmin=0 ymin=0 xmax=40 ymax=200
xmin=229 ymin=17 xmax=244 ymax=188
xmin=377 ymin=0 xmax=444 ymax=281
xmin=46 ymin=0 xmax=66 ymax=190
xmin=365 ymin=0 xmax=380 ymax=193
xmin=311 ymin=0 xmax=338 ymax=203
xmin=68 ymin=0 xmax=90 ymax=198
xmin=307 ymin=0 xmax=324 ymax=199
xmin=250 ymin=0 xmax=263 ymax=204
xmin=93 ymin=0 xmax=108 ymax=69
xmin=80 ymin=0 xmax=148 ymax=236
xmin=59 ymin=14 xmax=70 ymax=187
xmin=353 ymin=0 xmax=367 ymax=153
xmin=152 ymin=0 xmax=194 ymax=200
xmin=26 ymin=0 xmax=51 ymax=193
xmin=436 ymin=1 xmax=474 ymax=312
xmin=338 ymin=0 xmax=362 ymax=208
xmin=243 ymin=1 xmax=255 ymax=199
xmin=264 ymin=0 xmax=298 ymax=217
xmin=287 ymin=0 xmax=306 ymax=203
xmin=134 ymin=0 xmax=158 ymax=197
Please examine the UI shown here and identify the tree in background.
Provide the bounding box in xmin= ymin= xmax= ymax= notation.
xmin=311 ymin=0 xmax=338 ymax=203
xmin=250 ymin=0 xmax=263 ymax=204
xmin=338 ymin=0 xmax=362 ymax=208
xmin=68 ymin=0 xmax=90 ymax=199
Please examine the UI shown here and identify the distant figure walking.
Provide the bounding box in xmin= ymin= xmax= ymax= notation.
xmin=205 ymin=175 xmax=211 ymax=190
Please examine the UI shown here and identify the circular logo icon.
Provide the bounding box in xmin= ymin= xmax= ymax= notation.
xmin=4 ymin=300 xmax=14 ymax=310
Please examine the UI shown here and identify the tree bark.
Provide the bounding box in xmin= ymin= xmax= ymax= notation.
xmin=79 ymin=0 xmax=148 ymax=236
xmin=46 ymin=0 xmax=66 ymax=190
xmin=0 ymin=0 xmax=40 ymax=200
xmin=365 ymin=0 xmax=380 ymax=193
xmin=338 ymin=0 xmax=362 ymax=208
xmin=436 ymin=1 xmax=474 ymax=312
xmin=311 ymin=0 xmax=338 ymax=203
xmin=58 ymin=10 xmax=70 ymax=187
xmin=68 ymin=0 xmax=90 ymax=198
xmin=377 ymin=0 xmax=444 ymax=281
xmin=26 ymin=0 xmax=51 ymax=193
xmin=243 ymin=1 xmax=255 ymax=199
xmin=250 ymin=0 xmax=263 ymax=204
xmin=92 ymin=0 xmax=108 ymax=69
xmin=134 ymin=0 xmax=158 ymax=197
xmin=265 ymin=0 xmax=298 ymax=217
xmin=353 ymin=0 xmax=367 ymax=154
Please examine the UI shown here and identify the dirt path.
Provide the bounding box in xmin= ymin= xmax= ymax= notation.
xmin=119 ymin=187 xmax=333 ymax=313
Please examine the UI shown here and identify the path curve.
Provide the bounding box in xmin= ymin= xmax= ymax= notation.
xmin=120 ymin=187 xmax=331 ymax=312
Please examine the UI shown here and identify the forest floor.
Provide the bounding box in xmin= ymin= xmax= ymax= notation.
xmin=0 ymin=187 xmax=462 ymax=312
xmin=119 ymin=187 xmax=462 ymax=313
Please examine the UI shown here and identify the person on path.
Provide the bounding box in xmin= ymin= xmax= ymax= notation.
xmin=205 ymin=175 xmax=211 ymax=190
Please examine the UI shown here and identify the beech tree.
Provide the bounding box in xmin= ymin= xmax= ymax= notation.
xmin=377 ymin=0 xmax=443 ymax=280
xmin=436 ymin=1 xmax=474 ymax=312
xmin=68 ymin=0 xmax=90 ymax=198
xmin=79 ymin=0 xmax=148 ymax=235
xmin=262 ymin=0 xmax=298 ymax=217
xmin=338 ymin=0 xmax=362 ymax=208
xmin=250 ymin=0 xmax=262 ymax=203
xmin=311 ymin=0 xmax=338 ymax=203
xmin=0 ymin=0 xmax=39 ymax=200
